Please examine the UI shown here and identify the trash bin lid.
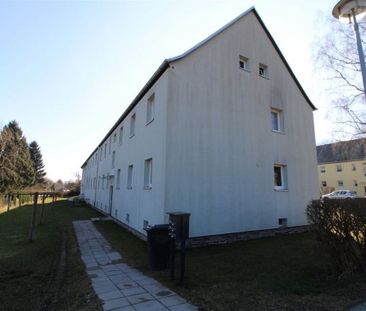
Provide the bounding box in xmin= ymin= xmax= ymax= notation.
xmin=144 ymin=224 xmax=169 ymax=232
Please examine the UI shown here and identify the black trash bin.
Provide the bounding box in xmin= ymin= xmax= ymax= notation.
xmin=145 ymin=224 xmax=170 ymax=271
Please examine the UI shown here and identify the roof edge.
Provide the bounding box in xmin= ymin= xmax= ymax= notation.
xmin=81 ymin=60 xmax=170 ymax=168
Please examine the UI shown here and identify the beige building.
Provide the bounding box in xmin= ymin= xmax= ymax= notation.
xmin=317 ymin=139 xmax=366 ymax=196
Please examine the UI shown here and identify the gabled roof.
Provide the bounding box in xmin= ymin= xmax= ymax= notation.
xmin=82 ymin=7 xmax=315 ymax=168
xmin=317 ymin=138 xmax=366 ymax=164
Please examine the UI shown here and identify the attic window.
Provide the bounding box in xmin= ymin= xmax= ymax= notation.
xmin=259 ymin=63 xmax=268 ymax=78
xmin=239 ymin=55 xmax=249 ymax=71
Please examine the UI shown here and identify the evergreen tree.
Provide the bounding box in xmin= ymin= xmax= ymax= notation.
xmin=0 ymin=121 xmax=35 ymax=193
xmin=29 ymin=141 xmax=46 ymax=184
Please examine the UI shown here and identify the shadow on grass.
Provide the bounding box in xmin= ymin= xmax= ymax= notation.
xmin=96 ymin=220 xmax=366 ymax=311
xmin=0 ymin=200 xmax=103 ymax=311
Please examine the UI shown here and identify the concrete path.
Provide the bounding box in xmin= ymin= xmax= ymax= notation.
xmin=73 ymin=220 xmax=197 ymax=311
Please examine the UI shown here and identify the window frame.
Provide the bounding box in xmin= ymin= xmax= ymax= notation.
xmin=146 ymin=94 xmax=155 ymax=125
xmin=239 ymin=55 xmax=249 ymax=71
xmin=130 ymin=113 xmax=136 ymax=138
xmin=271 ymin=108 xmax=283 ymax=133
xmin=116 ymin=169 xmax=121 ymax=189
xmin=144 ymin=158 xmax=153 ymax=190
xmin=273 ymin=164 xmax=288 ymax=191
xmin=259 ymin=63 xmax=269 ymax=78
xmin=127 ymin=165 xmax=133 ymax=189
xmin=119 ymin=126 xmax=123 ymax=146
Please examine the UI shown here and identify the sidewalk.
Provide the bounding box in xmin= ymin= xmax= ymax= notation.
xmin=73 ymin=220 xmax=197 ymax=311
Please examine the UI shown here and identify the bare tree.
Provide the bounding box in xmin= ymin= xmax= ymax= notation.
xmin=315 ymin=15 xmax=366 ymax=137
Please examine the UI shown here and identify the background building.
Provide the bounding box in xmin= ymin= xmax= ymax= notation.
xmin=317 ymin=138 xmax=366 ymax=196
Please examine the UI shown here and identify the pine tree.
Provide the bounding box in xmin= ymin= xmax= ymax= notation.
xmin=29 ymin=141 xmax=46 ymax=185
xmin=0 ymin=121 xmax=35 ymax=193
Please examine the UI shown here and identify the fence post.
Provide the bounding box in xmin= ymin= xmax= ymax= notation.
xmin=39 ymin=194 xmax=46 ymax=225
xmin=7 ymin=194 xmax=10 ymax=212
xmin=29 ymin=192 xmax=39 ymax=242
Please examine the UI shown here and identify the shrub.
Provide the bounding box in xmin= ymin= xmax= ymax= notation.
xmin=307 ymin=198 xmax=366 ymax=274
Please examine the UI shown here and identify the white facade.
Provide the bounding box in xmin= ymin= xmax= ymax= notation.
xmin=81 ymin=8 xmax=319 ymax=238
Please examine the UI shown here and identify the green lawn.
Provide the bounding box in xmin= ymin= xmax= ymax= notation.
xmin=0 ymin=200 xmax=102 ymax=311
xmin=96 ymin=221 xmax=366 ymax=311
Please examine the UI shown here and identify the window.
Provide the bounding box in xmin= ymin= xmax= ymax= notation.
xmin=321 ymin=181 xmax=327 ymax=187
xmin=271 ymin=108 xmax=283 ymax=132
xmin=113 ymin=133 xmax=116 ymax=143
xmin=144 ymin=158 xmax=153 ymax=189
xmin=112 ymin=151 xmax=115 ymax=168
xmin=102 ymin=175 xmax=105 ymax=189
xmin=127 ymin=165 xmax=133 ymax=189
xmin=130 ymin=113 xmax=136 ymax=137
xmin=354 ymin=180 xmax=358 ymax=187
xmin=273 ymin=164 xmax=288 ymax=190
xmin=239 ymin=55 xmax=249 ymax=71
xmin=109 ymin=138 xmax=111 ymax=154
xmin=338 ymin=180 xmax=344 ymax=187
xmin=143 ymin=220 xmax=149 ymax=229
xmin=352 ymin=163 xmax=356 ymax=171
xmin=336 ymin=164 xmax=342 ymax=172
xmin=126 ymin=213 xmax=130 ymax=224
xmin=119 ymin=127 xmax=123 ymax=145
xmin=104 ymin=143 xmax=107 ymax=158
xmin=146 ymin=94 xmax=155 ymax=124
xmin=278 ymin=218 xmax=287 ymax=228
xmin=116 ymin=169 xmax=121 ymax=189
xmin=320 ymin=166 xmax=326 ymax=173
xmin=259 ymin=63 xmax=268 ymax=78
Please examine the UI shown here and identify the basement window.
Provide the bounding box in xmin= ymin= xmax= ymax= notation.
xmin=143 ymin=220 xmax=149 ymax=229
xmin=278 ymin=218 xmax=287 ymax=228
xmin=126 ymin=213 xmax=130 ymax=224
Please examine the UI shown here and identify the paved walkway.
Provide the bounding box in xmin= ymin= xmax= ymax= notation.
xmin=73 ymin=220 xmax=197 ymax=311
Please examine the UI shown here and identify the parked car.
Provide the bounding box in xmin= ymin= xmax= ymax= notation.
xmin=321 ymin=190 xmax=357 ymax=199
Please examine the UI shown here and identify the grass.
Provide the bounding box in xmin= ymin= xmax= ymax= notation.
xmin=96 ymin=221 xmax=366 ymax=311
xmin=0 ymin=199 xmax=102 ymax=311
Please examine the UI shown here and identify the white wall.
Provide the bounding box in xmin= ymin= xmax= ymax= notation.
xmin=164 ymin=11 xmax=319 ymax=237
xmin=81 ymin=71 xmax=169 ymax=234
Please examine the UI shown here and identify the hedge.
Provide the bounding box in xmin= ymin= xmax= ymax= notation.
xmin=307 ymin=198 xmax=366 ymax=274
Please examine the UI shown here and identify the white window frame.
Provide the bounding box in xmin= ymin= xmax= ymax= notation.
xmin=271 ymin=108 xmax=283 ymax=133
xmin=274 ymin=164 xmax=288 ymax=191
xmin=112 ymin=151 xmax=115 ymax=168
xmin=259 ymin=63 xmax=269 ymax=78
xmin=116 ymin=169 xmax=121 ymax=189
xmin=239 ymin=55 xmax=249 ymax=71
xmin=127 ymin=165 xmax=133 ymax=189
xmin=146 ymin=94 xmax=155 ymax=125
xmin=130 ymin=113 xmax=136 ymax=138
xmin=119 ymin=126 xmax=123 ymax=146
xmin=144 ymin=158 xmax=153 ymax=189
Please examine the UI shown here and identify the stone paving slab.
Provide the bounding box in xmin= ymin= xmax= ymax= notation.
xmin=73 ymin=220 xmax=197 ymax=311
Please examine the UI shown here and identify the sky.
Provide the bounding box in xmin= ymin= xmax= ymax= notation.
xmin=0 ymin=0 xmax=342 ymax=181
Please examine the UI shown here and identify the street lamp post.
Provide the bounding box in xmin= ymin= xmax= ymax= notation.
xmin=333 ymin=0 xmax=366 ymax=97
